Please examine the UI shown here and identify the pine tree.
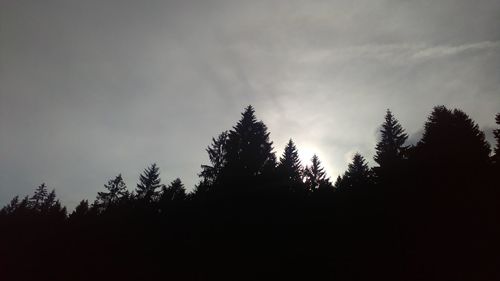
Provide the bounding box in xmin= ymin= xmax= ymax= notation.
xmin=42 ymin=190 xmax=57 ymax=210
xmin=41 ymin=189 xmax=60 ymax=212
xmin=161 ymin=178 xmax=186 ymax=202
xmin=374 ymin=109 xmax=408 ymax=168
xmin=304 ymin=154 xmax=332 ymax=192
xmin=70 ymin=200 xmax=90 ymax=221
xmin=493 ymin=113 xmax=500 ymax=166
xmin=30 ymin=183 xmax=48 ymax=210
xmin=199 ymin=131 xmax=229 ymax=187
xmin=97 ymin=174 xmax=128 ymax=208
xmin=277 ymin=139 xmax=304 ymax=191
xmin=337 ymin=153 xmax=373 ymax=190
xmin=416 ymin=106 xmax=491 ymax=172
xmin=0 ymin=196 xmax=20 ymax=215
xmin=136 ymin=163 xmax=162 ymax=202
xmin=17 ymin=196 xmax=31 ymax=215
xmin=333 ymin=176 xmax=344 ymax=190
xmin=35 ymin=188 xmax=67 ymax=220
xmin=224 ymin=105 xmax=276 ymax=183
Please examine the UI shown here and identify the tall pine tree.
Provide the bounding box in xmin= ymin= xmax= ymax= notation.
xmin=277 ymin=139 xmax=304 ymax=191
xmin=136 ymin=163 xmax=162 ymax=202
xmin=336 ymin=153 xmax=373 ymax=190
xmin=374 ymin=109 xmax=408 ymax=168
xmin=304 ymin=154 xmax=331 ymax=192
xmin=30 ymin=183 xmax=48 ymax=210
xmin=161 ymin=178 xmax=186 ymax=202
xmin=199 ymin=131 xmax=229 ymax=187
xmin=223 ymin=106 xmax=276 ymax=184
xmin=416 ymin=106 xmax=491 ymax=175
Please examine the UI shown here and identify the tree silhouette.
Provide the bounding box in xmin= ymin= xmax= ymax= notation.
xmin=374 ymin=109 xmax=408 ymax=168
xmin=0 ymin=195 xmax=20 ymax=216
xmin=41 ymin=189 xmax=57 ymax=210
xmin=41 ymin=189 xmax=66 ymax=218
xmin=30 ymin=183 xmax=49 ymax=211
xmin=493 ymin=113 xmax=500 ymax=167
xmin=70 ymin=199 xmax=90 ymax=221
xmin=416 ymin=106 xmax=491 ymax=177
xmin=223 ymin=105 xmax=276 ymax=184
xmin=333 ymin=176 xmax=342 ymax=189
xmin=304 ymin=154 xmax=331 ymax=192
xmin=336 ymin=153 xmax=373 ymax=190
xmin=277 ymin=139 xmax=304 ymax=191
xmin=161 ymin=178 xmax=186 ymax=202
xmin=96 ymin=174 xmax=128 ymax=209
xmin=7 ymin=195 xmax=32 ymax=218
xmin=1 ymin=104 xmax=498 ymax=281
xmin=199 ymin=131 xmax=228 ymax=188
xmin=136 ymin=163 xmax=162 ymax=202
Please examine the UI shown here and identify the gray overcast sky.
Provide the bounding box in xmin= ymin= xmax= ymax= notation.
xmin=1 ymin=0 xmax=499 ymax=209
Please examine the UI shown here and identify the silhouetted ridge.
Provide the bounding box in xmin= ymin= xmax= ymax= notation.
xmin=1 ymin=105 xmax=498 ymax=281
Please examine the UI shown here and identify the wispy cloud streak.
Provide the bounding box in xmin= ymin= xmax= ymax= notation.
xmin=299 ymin=41 xmax=500 ymax=64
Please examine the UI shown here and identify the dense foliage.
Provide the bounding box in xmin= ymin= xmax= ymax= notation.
xmin=1 ymin=105 xmax=499 ymax=281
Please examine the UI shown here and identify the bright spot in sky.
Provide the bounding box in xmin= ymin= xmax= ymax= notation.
xmin=297 ymin=144 xmax=317 ymax=167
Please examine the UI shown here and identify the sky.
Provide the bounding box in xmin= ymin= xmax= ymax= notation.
xmin=1 ymin=0 xmax=499 ymax=209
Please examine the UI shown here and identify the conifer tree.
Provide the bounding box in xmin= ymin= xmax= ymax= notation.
xmin=277 ymin=139 xmax=303 ymax=190
xmin=337 ymin=153 xmax=373 ymax=190
xmin=416 ymin=106 xmax=491 ymax=171
xmin=493 ymin=113 xmax=500 ymax=167
xmin=0 ymin=196 xmax=20 ymax=216
xmin=37 ymin=188 xmax=67 ymax=219
xmin=16 ymin=196 xmax=31 ymax=216
xmin=161 ymin=178 xmax=186 ymax=202
xmin=374 ymin=109 xmax=408 ymax=168
xmin=70 ymin=200 xmax=90 ymax=221
xmin=41 ymin=189 xmax=57 ymax=210
xmin=97 ymin=174 xmax=128 ymax=208
xmin=224 ymin=105 xmax=276 ymax=182
xmin=136 ymin=163 xmax=162 ymax=202
xmin=333 ymin=176 xmax=343 ymax=190
xmin=199 ymin=131 xmax=229 ymax=186
xmin=304 ymin=154 xmax=332 ymax=192
xmin=30 ymin=183 xmax=48 ymax=210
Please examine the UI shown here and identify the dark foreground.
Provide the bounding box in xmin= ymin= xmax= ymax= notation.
xmin=2 ymin=105 xmax=500 ymax=280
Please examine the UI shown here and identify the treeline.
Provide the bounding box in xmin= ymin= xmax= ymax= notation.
xmin=1 ymin=105 xmax=499 ymax=281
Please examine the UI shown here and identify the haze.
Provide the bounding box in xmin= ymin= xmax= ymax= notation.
xmin=1 ymin=0 xmax=499 ymax=209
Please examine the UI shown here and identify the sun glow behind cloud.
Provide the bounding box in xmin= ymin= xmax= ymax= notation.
xmin=1 ymin=0 xmax=499 ymax=209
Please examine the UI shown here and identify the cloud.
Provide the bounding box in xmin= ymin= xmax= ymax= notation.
xmin=298 ymin=41 xmax=500 ymax=65
xmin=412 ymin=41 xmax=500 ymax=59
xmin=1 ymin=0 xmax=499 ymax=209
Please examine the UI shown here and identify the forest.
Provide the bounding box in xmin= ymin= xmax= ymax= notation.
xmin=1 ymin=105 xmax=499 ymax=281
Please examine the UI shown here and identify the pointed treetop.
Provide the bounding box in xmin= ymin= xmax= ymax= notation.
xmin=278 ymin=139 xmax=303 ymax=187
xmin=161 ymin=178 xmax=186 ymax=201
xmin=304 ymin=154 xmax=331 ymax=191
xmin=236 ymin=105 xmax=257 ymax=128
xmin=136 ymin=163 xmax=162 ymax=201
xmin=30 ymin=183 xmax=49 ymax=208
xmin=348 ymin=153 xmax=370 ymax=174
xmin=338 ymin=153 xmax=373 ymax=190
xmin=334 ymin=176 xmax=343 ymax=189
xmin=224 ymin=105 xmax=276 ymax=180
xmin=244 ymin=105 xmax=255 ymax=115
xmin=374 ymin=109 xmax=408 ymax=167
xmin=279 ymin=139 xmax=301 ymax=168
xmin=199 ymin=131 xmax=229 ymax=186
